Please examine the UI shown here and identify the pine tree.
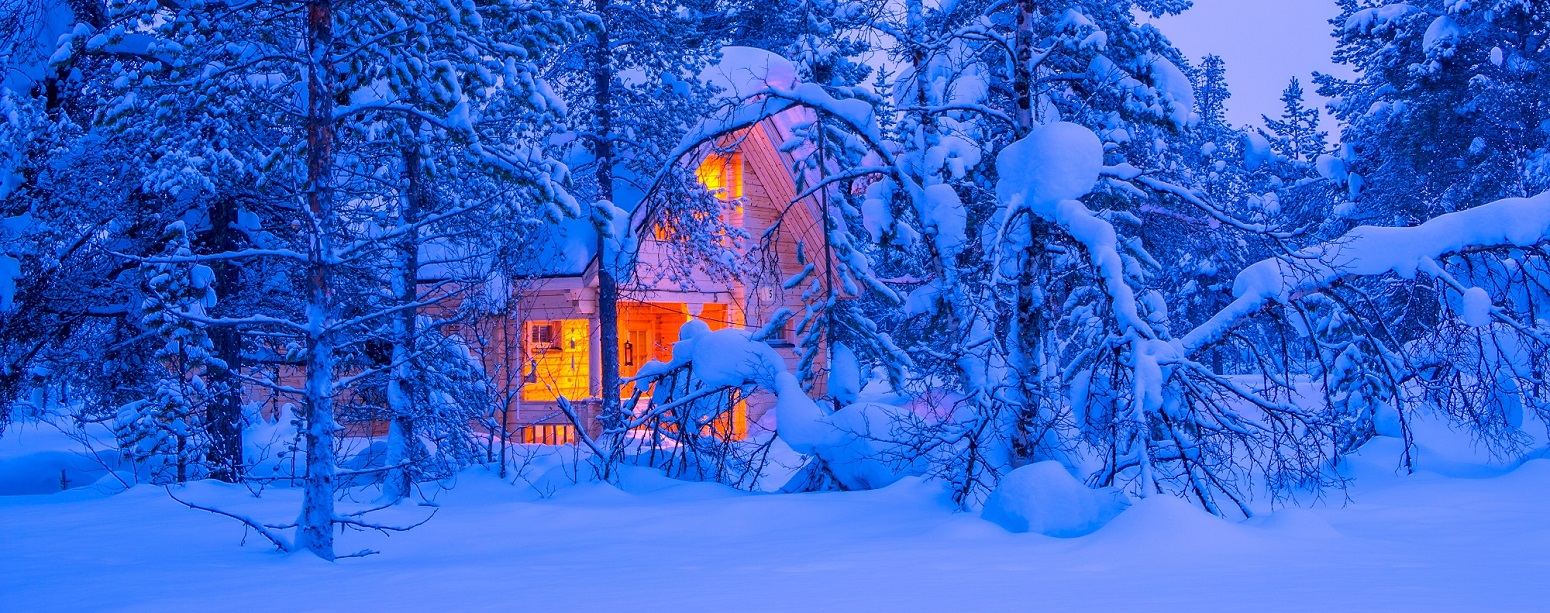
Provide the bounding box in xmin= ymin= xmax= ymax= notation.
xmin=1320 ymin=0 xmax=1550 ymax=222
xmin=118 ymin=221 xmax=224 ymax=483
xmin=0 ymin=0 xmax=182 ymax=444
xmin=1263 ymin=78 xmax=1326 ymax=162
xmin=1195 ymin=55 xmax=1231 ymax=134
xmin=98 ymin=0 xmax=575 ymax=558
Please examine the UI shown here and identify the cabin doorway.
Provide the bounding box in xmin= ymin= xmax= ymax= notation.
xmin=619 ymin=302 xmax=688 ymax=396
xmin=617 ymin=301 xmax=747 ymax=440
xmin=617 ymin=301 xmax=737 ymax=395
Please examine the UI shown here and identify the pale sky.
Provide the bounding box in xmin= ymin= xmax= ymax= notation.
xmin=1150 ymin=0 xmax=1354 ymax=135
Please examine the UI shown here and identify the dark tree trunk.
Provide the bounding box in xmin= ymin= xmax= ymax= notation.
xmin=591 ymin=0 xmax=623 ymax=473
xmin=383 ymin=138 xmax=424 ymax=502
xmin=201 ymin=198 xmax=244 ymax=483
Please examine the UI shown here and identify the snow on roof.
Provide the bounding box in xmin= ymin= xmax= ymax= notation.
xmin=701 ymin=46 xmax=801 ymax=102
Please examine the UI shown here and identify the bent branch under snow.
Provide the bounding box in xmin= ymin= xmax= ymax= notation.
xmin=1182 ymin=192 xmax=1550 ymax=355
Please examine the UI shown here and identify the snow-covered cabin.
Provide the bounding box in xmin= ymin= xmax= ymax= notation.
xmin=449 ymin=112 xmax=841 ymax=445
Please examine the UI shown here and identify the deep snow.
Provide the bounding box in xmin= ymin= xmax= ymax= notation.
xmin=3 ymin=420 xmax=1550 ymax=611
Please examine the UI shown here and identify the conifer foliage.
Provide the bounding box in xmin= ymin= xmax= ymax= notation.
xmin=4 ymin=0 xmax=1550 ymax=560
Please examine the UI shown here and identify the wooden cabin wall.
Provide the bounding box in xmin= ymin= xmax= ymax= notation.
xmin=239 ymin=277 xmax=601 ymax=443
xmin=741 ymin=124 xmax=832 ymax=400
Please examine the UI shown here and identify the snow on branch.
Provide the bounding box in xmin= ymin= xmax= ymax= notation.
xmin=638 ymin=48 xmax=924 ymax=235
xmin=996 ymin=122 xmax=1155 ymax=340
xmin=1182 ymin=192 xmax=1550 ymax=354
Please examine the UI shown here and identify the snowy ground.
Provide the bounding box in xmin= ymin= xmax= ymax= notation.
xmin=4 ymin=421 xmax=1549 ymax=611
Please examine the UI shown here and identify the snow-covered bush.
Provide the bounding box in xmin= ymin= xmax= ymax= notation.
xmin=982 ymin=461 xmax=1130 ymax=537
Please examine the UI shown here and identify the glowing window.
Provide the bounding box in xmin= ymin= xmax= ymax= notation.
xmin=523 ymin=319 xmax=590 ymax=402
xmin=697 ymin=151 xmax=743 ymax=201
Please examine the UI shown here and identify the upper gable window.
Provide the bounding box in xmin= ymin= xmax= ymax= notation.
xmin=696 ymin=151 xmax=744 ymax=201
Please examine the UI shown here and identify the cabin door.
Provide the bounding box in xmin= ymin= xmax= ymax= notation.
xmin=619 ymin=303 xmax=688 ymax=396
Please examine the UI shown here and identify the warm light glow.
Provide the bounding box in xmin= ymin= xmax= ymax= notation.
xmin=523 ymin=319 xmax=590 ymax=402
xmin=697 ymin=152 xmax=743 ymax=201
xmin=521 ymin=424 xmax=575 ymax=445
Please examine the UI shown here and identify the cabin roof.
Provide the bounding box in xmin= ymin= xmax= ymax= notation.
xmin=511 ymin=110 xmax=825 ymax=282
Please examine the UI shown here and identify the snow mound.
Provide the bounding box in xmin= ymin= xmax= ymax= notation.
xmin=1140 ymin=53 xmax=1195 ymax=128
xmin=1459 ymin=286 xmax=1493 ymax=327
xmin=820 ymin=402 xmax=927 ymax=490
xmin=774 ymin=372 xmax=840 ymax=453
xmin=827 ymin=342 xmax=861 ymax=406
xmin=995 ymin=122 xmax=1104 ymax=212
xmin=1423 ymin=16 xmax=1462 ymax=55
xmin=981 ymin=462 xmax=1130 ymax=537
xmin=1092 ymin=493 xmax=1235 ymax=544
xmin=1247 ymin=507 xmax=1341 ymax=540
xmin=633 ymin=321 xmax=783 ymax=390
xmin=1316 ymin=154 xmax=1347 ymax=181
xmin=775 ymin=385 xmax=925 ymax=490
xmin=1243 ymin=131 xmax=1274 ymax=171
xmin=0 ymin=423 xmax=126 ymax=495
xmin=0 ymin=449 xmax=121 ymax=495
xmin=702 ymin=46 xmax=800 ymax=102
xmin=688 ymin=327 xmax=786 ymax=389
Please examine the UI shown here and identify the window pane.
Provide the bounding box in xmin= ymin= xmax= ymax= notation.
xmin=523 ymin=319 xmax=591 ymax=402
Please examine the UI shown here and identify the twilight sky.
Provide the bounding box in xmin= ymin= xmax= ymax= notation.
xmin=1150 ymin=0 xmax=1354 ymax=135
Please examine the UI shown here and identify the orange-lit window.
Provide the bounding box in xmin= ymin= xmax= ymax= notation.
xmin=520 ymin=424 xmax=575 ymax=445
xmin=523 ymin=319 xmax=590 ymax=402
xmin=654 ymin=152 xmax=742 ymax=241
xmin=697 ymin=151 xmax=743 ymax=201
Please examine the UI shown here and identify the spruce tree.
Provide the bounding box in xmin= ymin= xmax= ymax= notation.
xmin=1263 ymin=77 xmax=1326 ymax=162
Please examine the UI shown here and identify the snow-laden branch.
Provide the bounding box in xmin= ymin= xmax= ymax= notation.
xmin=118 ymin=248 xmax=310 ymax=264
xmin=996 ymin=122 xmax=1156 ymax=340
xmin=1123 ymin=173 xmax=1300 ymax=240
xmin=1182 ymin=191 xmax=1550 ymax=354
xmin=166 ymin=487 xmax=294 ymax=553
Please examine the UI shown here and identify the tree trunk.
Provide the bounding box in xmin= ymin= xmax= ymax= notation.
xmin=295 ymin=0 xmax=338 ymax=561
xmin=1012 ymin=0 xmax=1037 ymax=136
xmin=203 ymin=198 xmax=244 ymax=483
xmin=382 ymin=140 xmax=424 ymax=503
xmin=1007 ymin=0 xmax=1051 ymax=467
xmin=591 ymin=0 xmax=624 ymax=475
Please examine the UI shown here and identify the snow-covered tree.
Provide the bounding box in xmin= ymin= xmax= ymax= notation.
xmin=0 ymin=0 xmax=182 ymax=441
xmin=703 ymin=0 xmax=1352 ymax=513
xmin=93 ymin=0 xmax=575 ymax=559
xmin=1280 ymin=0 xmax=1550 ymax=460
xmin=1263 ymin=78 xmax=1327 ymax=163
xmin=115 ymin=221 xmax=224 ymax=483
xmin=1321 ymin=0 xmax=1550 ymax=224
